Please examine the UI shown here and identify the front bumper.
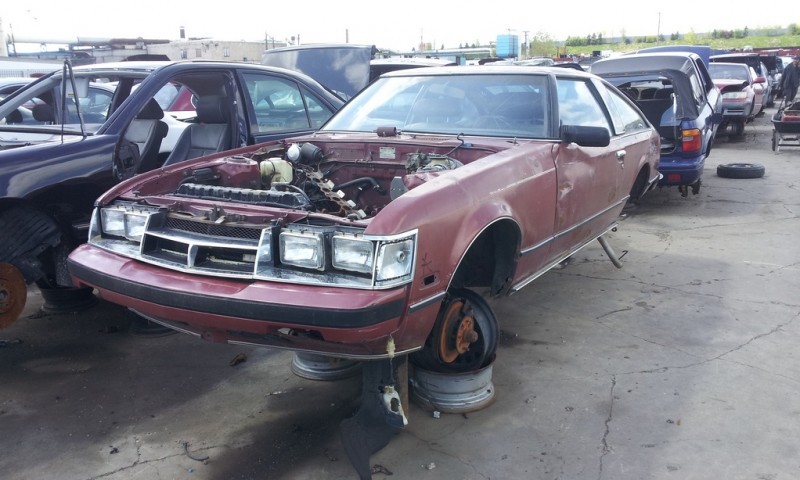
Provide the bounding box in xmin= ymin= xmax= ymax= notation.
xmin=68 ymin=245 xmax=435 ymax=359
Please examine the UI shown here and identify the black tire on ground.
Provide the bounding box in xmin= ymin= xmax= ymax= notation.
xmin=39 ymin=285 xmax=98 ymax=313
xmin=716 ymin=163 xmax=766 ymax=179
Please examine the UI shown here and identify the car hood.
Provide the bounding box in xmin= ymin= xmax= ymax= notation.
xmin=261 ymin=44 xmax=376 ymax=99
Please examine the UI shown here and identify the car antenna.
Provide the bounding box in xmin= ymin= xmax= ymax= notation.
xmin=60 ymin=59 xmax=87 ymax=140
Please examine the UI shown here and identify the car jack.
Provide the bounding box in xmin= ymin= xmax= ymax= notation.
xmin=341 ymin=356 xmax=408 ymax=479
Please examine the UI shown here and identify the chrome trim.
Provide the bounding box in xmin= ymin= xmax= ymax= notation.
xmin=520 ymin=197 xmax=627 ymax=257
xmin=512 ymin=222 xmax=619 ymax=292
xmin=408 ymin=291 xmax=447 ymax=314
xmin=95 ymin=200 xmax=418 ymax=290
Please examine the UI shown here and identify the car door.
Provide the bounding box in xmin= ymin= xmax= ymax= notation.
xmin=551 ymin=76 xmax=624 ymax=255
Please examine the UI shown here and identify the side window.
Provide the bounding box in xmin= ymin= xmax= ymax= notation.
xmin=688 ymin=72 xmax=704 ymax=107
xmin=300 ymin=86 xmax=335 ymax=128
xmin=604 ymin=86 xmax=648 ymax=134
xmin=82 ymin=86 xmax=114 ymax=120
xmin=243 ymin=73 xmax=311 ymax=133
xmin=556 ymin=78 xmax=610 ymax=129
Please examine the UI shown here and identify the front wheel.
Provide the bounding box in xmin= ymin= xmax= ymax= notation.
xmin=731 ymin=121 xmax=745 ymax=137
xmin=411 ymin=288 xmax=498 ymax=373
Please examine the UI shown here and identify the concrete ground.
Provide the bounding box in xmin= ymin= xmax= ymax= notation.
xmin=1 ymin=107 xmax=799 ymax=480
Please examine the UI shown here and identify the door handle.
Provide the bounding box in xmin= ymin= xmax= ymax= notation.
xmin=616 ymin=150 xmax=626 ymax=161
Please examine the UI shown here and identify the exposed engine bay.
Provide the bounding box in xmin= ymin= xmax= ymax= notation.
xmin=160 ymin=138 xmax=498 ymax=221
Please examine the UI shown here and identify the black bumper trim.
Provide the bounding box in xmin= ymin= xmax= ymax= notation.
xmin=68 ymin=260 xmax=406 ymax=329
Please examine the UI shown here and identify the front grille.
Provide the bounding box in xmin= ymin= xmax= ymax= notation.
xmin=140 ymin=215 xmax=263 ymax=277
xmin=165 ymin=217 xmax=263 ymax=240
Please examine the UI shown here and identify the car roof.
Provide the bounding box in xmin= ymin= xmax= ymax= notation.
xmin=711 ymin=52 xmax=760 ymax=58
xmin=380 ymin=64 xmax=594 ymax=78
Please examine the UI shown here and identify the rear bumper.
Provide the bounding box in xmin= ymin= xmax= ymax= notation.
xmin=657 ymin=154 xmax=704 ymax=186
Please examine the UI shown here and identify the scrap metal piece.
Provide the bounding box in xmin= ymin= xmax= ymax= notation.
xmin=341 ymin=358 xmax=407 ymax=480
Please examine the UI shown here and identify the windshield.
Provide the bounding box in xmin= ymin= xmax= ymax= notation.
xmin=322 ymin=73 xmax=550 ymax=138
xmin=708 ymin=64 xmax=749 ymax=81
xmin=0 ymin=71 xmax=119 ymax=130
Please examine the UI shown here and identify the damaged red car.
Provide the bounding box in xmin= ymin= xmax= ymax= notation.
xmin=67 ymin=66 xmax=660 ymax=371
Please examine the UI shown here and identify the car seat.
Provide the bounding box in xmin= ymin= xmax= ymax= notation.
xmin=162 ymin=95 xmax=232 ymax=167
xmin=124 ymin=98 xmax=169 ymax=174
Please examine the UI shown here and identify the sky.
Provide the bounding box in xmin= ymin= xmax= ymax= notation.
xmin=1 ymin=1 xmax=797 ymax=53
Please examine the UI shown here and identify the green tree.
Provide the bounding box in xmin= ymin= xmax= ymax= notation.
xmin=530 ymin=31 xmax=557 ymax=58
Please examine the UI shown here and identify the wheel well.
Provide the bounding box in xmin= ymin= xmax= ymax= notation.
xmin=630 ymin=165 xmax=650 ymax=201
xmin=0 ymin=200 xmax=65 ymax=285
xmin=450 ymin=219 xmax=520 ymax=297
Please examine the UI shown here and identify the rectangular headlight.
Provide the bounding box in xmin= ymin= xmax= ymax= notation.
xmin=100 ymin=207 xmax=150 ymax=242
xmin=100 ymin=209 xmax=126 ymax=237
xmin=375 ymin=237 xmax=414 ymax=285
xmin=332 ymin=234 xmax=375 ymax=273
xmin=280 ymin=230 xmax=325 ymax=270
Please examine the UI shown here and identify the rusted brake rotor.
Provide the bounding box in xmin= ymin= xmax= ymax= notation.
xmin=0 ymin=263 xmax=27 ymax=329
xmin=437 ymin=299 xmax=480 ymax=363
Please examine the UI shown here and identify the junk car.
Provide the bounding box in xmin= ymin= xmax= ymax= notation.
xmin=0 ymin=60 xmax=344 ymax=328
xmin=68 ymin=65 xmax=660 ymax=369
xmin=708 ymin=62 xmax=764 ymax=136
xmin=591 ymin=52 xmax=722 ymax=196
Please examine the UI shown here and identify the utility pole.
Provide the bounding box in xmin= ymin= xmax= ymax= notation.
xmin=657 ymin=12 xmax=661 ymax=44
xmin=523 ymin=30 xmax=529 ymax=59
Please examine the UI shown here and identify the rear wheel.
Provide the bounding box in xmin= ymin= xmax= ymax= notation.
xmin=411 ymin=288 xmax=498 ymax=373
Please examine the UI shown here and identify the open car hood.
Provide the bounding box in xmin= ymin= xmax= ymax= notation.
xmin=261 ymin=44 xmax=376 ymax=99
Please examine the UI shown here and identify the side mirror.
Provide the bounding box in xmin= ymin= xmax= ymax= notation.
xmin=560 ymin=124 xmax=610 ymax=147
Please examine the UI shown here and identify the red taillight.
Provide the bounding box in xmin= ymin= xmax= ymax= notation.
xmin=681 ymin=128 xmax=702 ymax=153
xmin=667 ymin=174 xmax=682 ymax=183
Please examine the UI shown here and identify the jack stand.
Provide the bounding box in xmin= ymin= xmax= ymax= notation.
xmin=598 ymin=235 xmax=624 ymax=269
xmin=341 ymin=355 xmax=408 ymax=479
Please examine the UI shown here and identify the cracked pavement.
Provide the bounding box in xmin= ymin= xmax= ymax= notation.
xmin=1 ymin=108 xmax=799 ymax=479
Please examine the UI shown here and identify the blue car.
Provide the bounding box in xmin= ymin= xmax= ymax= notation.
xmin=591 ymin=52 xmax=723 ymax=196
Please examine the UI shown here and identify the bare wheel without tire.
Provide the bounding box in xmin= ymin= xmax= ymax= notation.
xmin=411 ymin=288 xmax=498 ymax=373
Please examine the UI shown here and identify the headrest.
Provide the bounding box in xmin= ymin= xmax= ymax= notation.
xmin=5 ymin=109 xmax=23 ymax=124
xmin=137 ymin=98 xmax=164 ymax=120
xmin=32 ymin=104 xmax=55 ymax=122
xmin=196 ymin=95 xmax=227 ymax=124
xmin=411 ymin=97 xmax=462 ymax=118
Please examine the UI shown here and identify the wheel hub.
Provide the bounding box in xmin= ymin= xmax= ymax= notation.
xmin=0 ymin=263 xmax=27 ymax=329
xmin=437 ymin=300 xmax=479 ymax=363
